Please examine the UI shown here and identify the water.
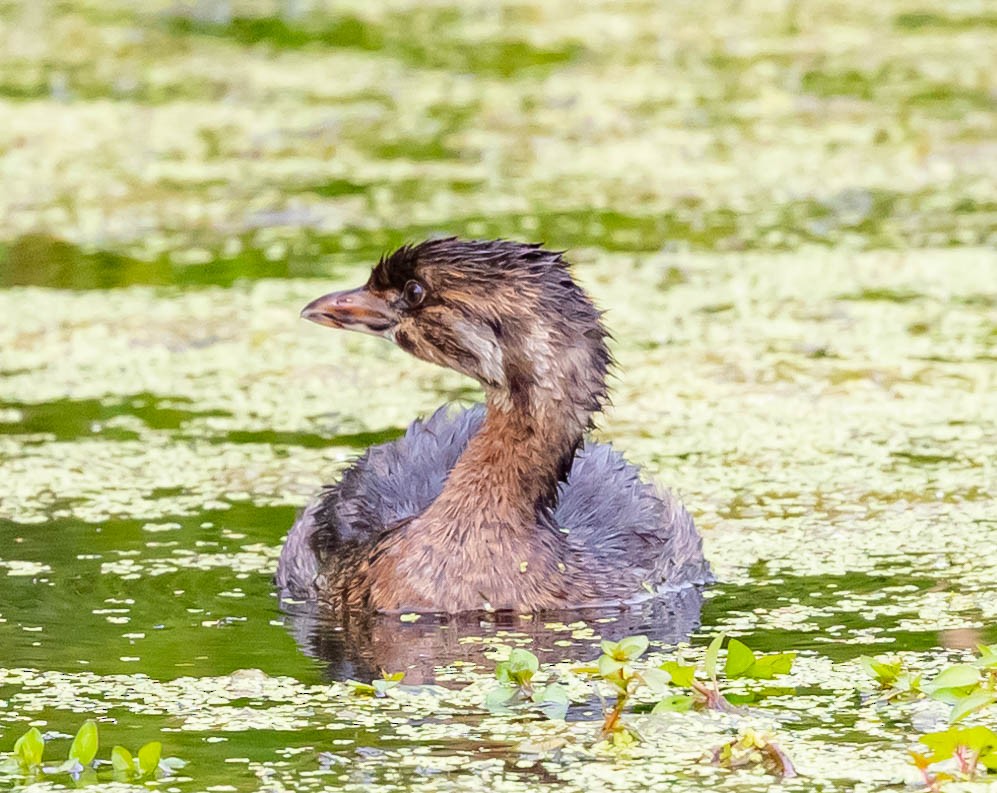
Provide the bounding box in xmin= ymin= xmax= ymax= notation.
xmin=1 ymin=1 xmax=995 ymax=790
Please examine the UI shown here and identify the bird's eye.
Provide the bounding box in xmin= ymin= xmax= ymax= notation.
xmin=402 ymin=280 xmax=426 ymax=307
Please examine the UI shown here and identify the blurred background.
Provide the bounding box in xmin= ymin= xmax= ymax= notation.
xmin=1 ymin=0 xmax=994 ymax=288
xmin=0 ymin=3 xmax=995 ymax=790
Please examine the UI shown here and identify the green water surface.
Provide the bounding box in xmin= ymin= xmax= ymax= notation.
xmin=0 ymin=1 xmax=995 ymax=791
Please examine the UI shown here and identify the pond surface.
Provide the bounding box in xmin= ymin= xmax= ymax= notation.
xmin=1 ymin=0 xmax=995 ymax=791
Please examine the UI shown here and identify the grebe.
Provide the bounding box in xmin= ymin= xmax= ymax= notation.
xmin=276 ymin=238 xmax=710 ymax=613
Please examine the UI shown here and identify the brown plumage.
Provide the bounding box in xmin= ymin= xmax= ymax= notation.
xmin=276 ymin=238 xmax=711 ymax=613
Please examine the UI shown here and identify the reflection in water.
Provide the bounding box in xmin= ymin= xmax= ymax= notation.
xmin=281 ymin=588 xmax=705 ymax=684
xmin=939 ymin=626 xmax=984 ymax=651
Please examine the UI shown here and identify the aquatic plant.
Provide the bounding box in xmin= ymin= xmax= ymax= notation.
xmin=912 ymin=726 xmax=997 ymax=789
xmin=348 ymin=671 xmax=406 ymax=697
xmin=925 ymin=644 xmax=997 ymax=723
xmin=558 ymin=633 xmax=800 ymax=746
xmin=1 ymin=0 xmax=995 ymax=791
xmin=593 ymin=635 xmax=670 ymax=741
xmin=862 ymin=644 xmax=997 ymax=722
xmin=2 ymin=721 xmax=183 ymax=782
xmin=565 ymin=634 xmax=798 ymax=770
xmin=485 ymin=648 xmax=571 ymax=720
xmin=10 ymin=727 xmax=43 ymax=773
xmin=712 ymin=727 xmax=797 ymax=778
xmin=858 ymin=655 xmax=924 ymax=701
xmin=856 ymin=645 xmax=997 ymax=788
xmin=654 ymin=634 xmax=797 ymax=713
xmin=109 ymin=741 xmax=176 ymax=779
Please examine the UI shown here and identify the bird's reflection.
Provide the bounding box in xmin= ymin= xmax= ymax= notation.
xmin=281 ymin=587 xmax=705 ymax=684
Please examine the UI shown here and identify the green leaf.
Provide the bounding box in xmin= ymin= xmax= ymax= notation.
xmin=950 ymin=689 xmax=997 ymax=723
xmin=496 ymin=649 xmax=539 ymax=686
xmin=746 ymin=652 xmax=797 ymax=680
xmin=137 ymin=741 xmax=162 ymax=776
xmin=927 ymin=664 xmax=980 ymax=692
xmin=68 ymin=720 xmax=98 ymax=766
xmin=930 ymin=687 xmax=976 ymax=706
xmin=724 ymin=639 xmax=755 ymax=678
xmin=484 ymin=685 xmax=518 ymax=711
xmin=652 ymin=695 xmax=694 ymax=713
xmin=890 ymin=671 xmax=923 ymax=699
xmin=925 ymin=663 xmax=981 ymax=706
xmin=921 ymin=726 xmax=997 ymax=764
xmin=598 ymin=654 xmax=626 ymax=678
xmin=660 ymin=661 xmax=696 ymax=688
xmin=725 ymin=691 xmax=762 ymax=706
xmin=704 ymin=634 xmax=725 ymax=679
xmin=858 ymin=655 xmax=902 ymax=687
xmin=722 ymin=639 xmax=796 ymax=680
xmin=346 ymin=679 xmax=378 ymax=696
xmin=599 ymin=640 xmax=620 ymax=658
xmin=981 ymin=750 xmax=997 ymax=771
xmin=532 ymin=684 xmax=567 ymax=704
xmin=617 ymin=635 xmax=649 ymax=661
xmin=640 ymin=667 xmax=671 ymax=695
xmin=959 ymin=726 xmax=997 ymax=760
xmin=51 ymin=758 xmax=81 ymax=774
xmin=110 ymin=746 xmax=133 ymax=774
xmin=508 ymin=649 xmax=539 ymax=674
xmin=371 ymin=677 xmax=401 ymax=697
xmin=975 ymin=645 xmax=997 ymax=669
xmin=532 ymin=685 xmax=569 ymax=720
xmin=13 ymin=727 xmax=44 ymax=769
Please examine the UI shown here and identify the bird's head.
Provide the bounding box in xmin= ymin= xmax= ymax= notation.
xmin=302 ymin=238 xmax=610 ymax=418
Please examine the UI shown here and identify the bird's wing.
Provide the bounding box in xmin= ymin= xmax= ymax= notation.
xmin=554 ymin=440 xmax=712 ymax=590
xmin=275 ymin=404 xmax=485 ymax=598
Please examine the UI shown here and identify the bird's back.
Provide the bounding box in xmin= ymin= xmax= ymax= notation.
xmin=554 ymin=440 xmax=711 ymax=594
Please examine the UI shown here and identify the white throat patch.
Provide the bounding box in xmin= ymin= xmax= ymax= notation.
xmin=453 ymin=319 xmax=505 ymax=387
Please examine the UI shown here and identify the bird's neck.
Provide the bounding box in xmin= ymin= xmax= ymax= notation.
xmin=380 ymin=387 xmax=597 ymax=613
xmin=422 ymin=342 xmax=607 ymax=539
xmin=436 ymin=401 xmax=581 ymax=529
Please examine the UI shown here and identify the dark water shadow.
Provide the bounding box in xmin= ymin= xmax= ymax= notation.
xmin=280 ymin=588 xmax=705 ymax=684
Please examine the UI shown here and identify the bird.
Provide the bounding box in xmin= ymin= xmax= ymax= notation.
xmin=276 ymin=238 xmax=711 ymax=614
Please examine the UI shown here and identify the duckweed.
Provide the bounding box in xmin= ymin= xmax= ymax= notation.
xmin=1 ymin=0 xmax=996 ymax=791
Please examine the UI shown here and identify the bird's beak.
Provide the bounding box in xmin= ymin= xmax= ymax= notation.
xmin=300 ymin=286 xmax=398 ymax=338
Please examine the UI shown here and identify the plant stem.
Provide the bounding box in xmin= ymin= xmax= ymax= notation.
xmin=917 ymin=766 xmax=941 ymax=793
xmin=601 ymin=691 xmax=627 ymax=737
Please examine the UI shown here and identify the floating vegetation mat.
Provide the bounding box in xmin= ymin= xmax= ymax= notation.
xmin=1 ymin=0 xmax=996 ymax=790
